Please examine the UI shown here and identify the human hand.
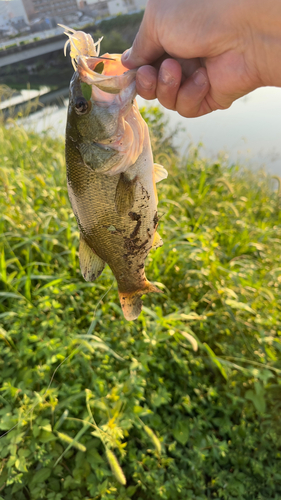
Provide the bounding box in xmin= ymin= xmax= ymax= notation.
xmin=121 ymin=0 xmax=281 ymax=117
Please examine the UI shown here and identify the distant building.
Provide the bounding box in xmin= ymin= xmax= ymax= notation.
xmin=0 ymin=0 xmax=29 ymax=27
xmin=22 ymin=0 xmax=78 ymax=21
xmin=0 ymin=2 xmax=9 ymax=29
xmin=80 ymin=0 xmax=109 ymax=18
xmin=134 ymin=0 xmax=146 ymax=10
xmin=107 ymin=0 xmax=146 ymax=16
xmin=21 ymin=0 xmax=35 ymax=20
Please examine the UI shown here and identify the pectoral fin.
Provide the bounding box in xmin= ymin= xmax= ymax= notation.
xmin=79 ymin=238 xmax=105 ymax=282
xmin=153 ymin=164 xmax=168 ymax=205
xmin=152 ymin=231 xmax=163 ymax=249
xmin=154 ymin=163 xmax=168 ymax=183
xmin=78 ymin=142 xmax=118 ymax=173
xmin=115 ymin=172 xmax=137 ymax=216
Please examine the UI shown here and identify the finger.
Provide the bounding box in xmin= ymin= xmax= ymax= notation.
xmin=121 ymin=2 xmax=164 ymax=68
xmin=156 ymin=59 xmax=182 ymax=110
xmin=136 ymin=65 xmax=158 ymax=100
xmin=204 ymin=55 xmax=251 ymax=110
xmin=175 ymin=68 xmax=212 ymax=118
xmin=122 ymin=37 xmax=164 ymax=70
xmin=179 ymin=58 xmax=202 ymax=80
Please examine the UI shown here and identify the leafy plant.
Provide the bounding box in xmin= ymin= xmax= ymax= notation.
xmin=0 ymin=108 xmax=281 ymax=499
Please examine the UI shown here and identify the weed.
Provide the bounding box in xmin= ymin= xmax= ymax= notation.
xmin=0 ymin=108 xmax=280 ymax=499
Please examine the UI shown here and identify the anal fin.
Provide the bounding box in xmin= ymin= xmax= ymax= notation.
xmin=115 ymin=172 xmax=137 ymax=216
xmin=79 ymin=238 xmax=105 ymax=282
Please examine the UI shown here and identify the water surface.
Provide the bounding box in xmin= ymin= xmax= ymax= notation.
xmin=21 ymin=86 xmax=281 ymax=176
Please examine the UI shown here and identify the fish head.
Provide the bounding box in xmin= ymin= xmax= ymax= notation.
xmin=67 ymin=54 xmax=144 ymax=175
xmin=67 ymin=70 xmax=121 ymax=143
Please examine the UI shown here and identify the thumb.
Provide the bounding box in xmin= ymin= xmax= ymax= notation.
xmin=121 ymin=6 xmax=164 ymax=68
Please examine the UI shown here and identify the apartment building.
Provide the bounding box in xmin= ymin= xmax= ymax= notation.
xmin=0 ymin=0 xmax=28 ymax=27
xmin=22 ymin=0 xmax=78 ymax=21
xmin=108 ymin=0 xmax=146 ymax=16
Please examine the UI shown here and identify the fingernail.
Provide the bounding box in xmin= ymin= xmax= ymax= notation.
xmin=122 ymin=48 xmax=131 ymax=62
xmin=193 ymin=70 xmax=207 ymax=86
xmin=137 ymin=72 xmax=154 ymax=90
xmin=159 ymin=68 xmax=175 ymax=86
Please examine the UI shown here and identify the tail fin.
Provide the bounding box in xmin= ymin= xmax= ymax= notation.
xmin=118 ymin=281 xmax=162 ymax=321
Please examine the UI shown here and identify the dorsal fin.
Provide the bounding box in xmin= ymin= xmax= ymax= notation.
xmin=79 ymin=238 xmax=105 ymax=282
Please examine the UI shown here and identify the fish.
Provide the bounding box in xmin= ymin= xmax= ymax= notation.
xmin=62 ymin=26 xmax=168 ymax=320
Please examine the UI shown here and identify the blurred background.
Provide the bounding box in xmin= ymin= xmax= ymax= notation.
xmin=0 ymin=0 xmax=280 ymax=175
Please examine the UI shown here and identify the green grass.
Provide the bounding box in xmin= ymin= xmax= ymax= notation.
xmin=0 ymin=107 xmax=281 ymax=500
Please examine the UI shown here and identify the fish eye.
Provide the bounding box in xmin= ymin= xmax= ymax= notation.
xmin=75 ymin=97 xmax=89 ymax=115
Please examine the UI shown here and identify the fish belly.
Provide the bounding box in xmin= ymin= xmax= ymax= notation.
xmin=66 ymin=133 xmax=158 ymax=294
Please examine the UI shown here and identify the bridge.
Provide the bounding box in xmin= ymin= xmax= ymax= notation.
xmin=0 ymin=11 xmax=141 ymax=68
xmin=0 ymin=33 xmax=66 ymax=68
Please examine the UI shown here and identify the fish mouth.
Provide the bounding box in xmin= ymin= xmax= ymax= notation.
xmin=77 ymin=53 xmax=137 ymax=95
xmin=75 ymin=53 xmax=144 ymax=177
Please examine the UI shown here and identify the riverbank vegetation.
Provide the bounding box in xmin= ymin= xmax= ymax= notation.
xmin=0 ymin=109 xmax=281 ymax=499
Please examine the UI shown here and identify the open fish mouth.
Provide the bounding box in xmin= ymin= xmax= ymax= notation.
xmin=73 ymin=52 xmax=144 ymax=176
xmin=59 ymin=24 xmax=137 ymax=95
xmin=77 ymin=53 xmax=137 ymax=96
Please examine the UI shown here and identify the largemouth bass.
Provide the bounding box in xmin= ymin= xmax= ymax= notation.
xmin=62 ymin=26 xmax=168 ymax=320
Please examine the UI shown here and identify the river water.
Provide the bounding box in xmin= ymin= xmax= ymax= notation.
xmin=21 ymin=86 xmax=281 ymax=175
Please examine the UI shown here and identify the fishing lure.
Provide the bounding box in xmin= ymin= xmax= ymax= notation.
xmin=58 ymin=24 xmax=103 ymax=70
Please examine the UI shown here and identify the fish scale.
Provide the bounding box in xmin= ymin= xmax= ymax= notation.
xmin=67 ymin=127 xmax=157 ymax=294
xmin=63 ymin=28 xmax=168 ymax=320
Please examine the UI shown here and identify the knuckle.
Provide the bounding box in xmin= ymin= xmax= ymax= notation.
xmin=205 ymin=94 xmax=232 ymax=111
